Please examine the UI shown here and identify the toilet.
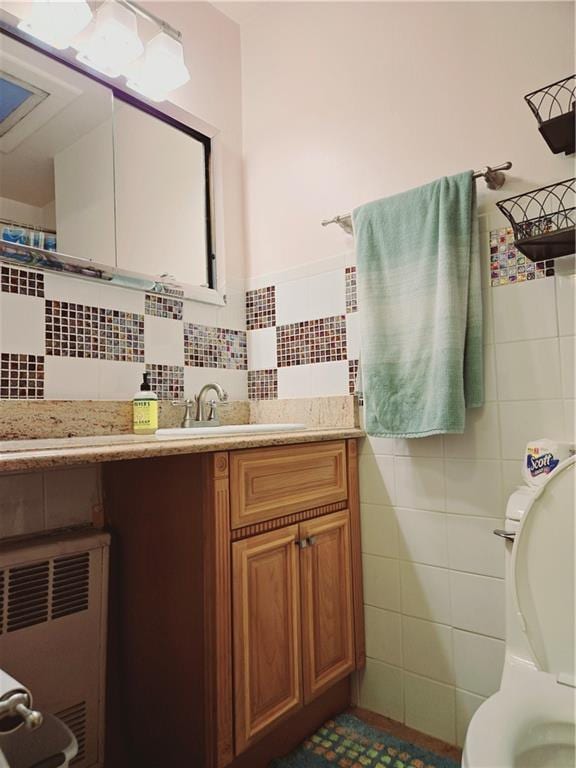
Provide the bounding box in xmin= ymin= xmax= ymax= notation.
xmin=463 ymin=455 xmax=576 ymax=768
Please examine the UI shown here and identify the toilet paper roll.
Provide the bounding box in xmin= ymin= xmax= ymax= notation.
xmin=0 ymin=669 xmax=33 ymax=734
xmin=523 ymin=439 xmax=573 ymax=487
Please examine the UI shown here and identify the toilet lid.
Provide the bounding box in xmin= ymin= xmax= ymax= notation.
xmin=512 ymin=456 xmax=576 ymax=684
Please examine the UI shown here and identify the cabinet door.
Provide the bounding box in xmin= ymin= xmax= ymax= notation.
xmin=300 ymin=510 xmax=355 ymax=701
xmin=232 ymin=525 xmax=302 ymax=753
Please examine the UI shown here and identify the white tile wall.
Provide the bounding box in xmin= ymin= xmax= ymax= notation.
xmin=446 ymin=515 xmax=505 ymax=578
xmin=0 ymin=293 xmax=45 ymax=355
xmin=308 ymin=360 xmax=349 ymax=396
xmin=363 ymin=554 xmax=401 ymax=612
xmin=559 ymin=337 xmax=575 ymax=400
xmin=44 ymin=357 xmax=100 ymax=400
xmin=444 ymin=459 xmax=503 ymax=517
xmin=358 ymin=659 xmax=404 ymax=722
xmin=495 ymin=339 xmax=562 ymax=401
xmin=396 ymin=507 xmax=448 ymax=568
xmin=98 ymin=360 xmax=145 ymax=400
xmin=144 ymin=315 xmax=185 ymax=366
xmin=360 ymin=504 xmax=399 ymax=558
xmin=455 ymin=690 xmax=485 ymax=748
xmin=450 ymin=571 xmax=505 ymax=638
xmin=400 ymin=561 xmax=452 ymax=625
xmin=452 ymin=629 xmax=505 ymax=698
xmin=258 ymin=242 xmax=574 ymax=749
xmin=402 ymin=616 xmax=453 ymax=684
xmin=404 ymin=673 xmax=456 ymax=744
xmin=492 ymin=278 xmax=557 ymax=343
xmin=247 ymin=326 xmax=277 ymax=370
xmin=346 ymin=311 xmax=361 ymax=359
xmin=365 ymin=606 xmax=403 ymax=667
xmin=555 ymin=272 xmax=576 ymax=337
xmin=394 ymin=457 xmax=445 ymax=511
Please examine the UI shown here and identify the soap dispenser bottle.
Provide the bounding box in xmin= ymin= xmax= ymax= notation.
xmin=133 ymin=373 xmax=158 ymax=435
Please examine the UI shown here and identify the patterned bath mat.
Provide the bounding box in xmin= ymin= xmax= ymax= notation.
xmin=270 ymin=713 xmax=460 ymax=768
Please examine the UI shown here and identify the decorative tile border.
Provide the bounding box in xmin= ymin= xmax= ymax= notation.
xmin=276 ymin=315 xmax=347 ymax=367
xmin=99 ymin=309 xmax=145 ymax=362
xmin=348 ymin=359 xmax=359 ymax=395
xmin=184 ymin=323 xmax=247 ymax=370
xmin=0 ymin=354 xmax=44 ymax=399
xmin=145 ymin=364 xmax=184 ymax=401
xmin=489 ymin=226 xmax=554 ymax=286
xmin=145 ymin=293 xmax=183 ymax=320
xmin=345 ymin=267 xmax=357 ymax=313
xmin=246 ymin=286 xmax=276 ymax=330
xmin=45 ymin=301 xmax=100 ymax=358
xmin=1 ymin=265 xmax=44 ymax=297
xmin=248 ymin=369 xmax=278 ymax=400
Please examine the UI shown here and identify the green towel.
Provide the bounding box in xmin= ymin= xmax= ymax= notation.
xmin=353 ymin=171 xmax=483 ymax=437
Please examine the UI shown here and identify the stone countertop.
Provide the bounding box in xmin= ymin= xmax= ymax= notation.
xmin=0 ymin=427 xmax=365 ymax=473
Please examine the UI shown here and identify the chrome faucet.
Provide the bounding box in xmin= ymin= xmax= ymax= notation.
xmin=172 ymin=383 xmax=228 ymax=428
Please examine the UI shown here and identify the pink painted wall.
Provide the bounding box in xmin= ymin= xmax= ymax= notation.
xmin=240 ymin=1 xmax=574 ymax=278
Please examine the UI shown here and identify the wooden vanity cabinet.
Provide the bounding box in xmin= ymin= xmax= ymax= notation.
xmin=104 ymin=438 xmax=364 ymax=768
xmin=232 ymin=509 xmax=355 ymax=753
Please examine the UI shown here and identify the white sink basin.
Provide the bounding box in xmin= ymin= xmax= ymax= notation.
xmin=155 ymin=423 xmax=306 ymax=438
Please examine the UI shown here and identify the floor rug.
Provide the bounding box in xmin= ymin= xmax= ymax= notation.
xmin=270 ymin=713 xmax=460 ymax=768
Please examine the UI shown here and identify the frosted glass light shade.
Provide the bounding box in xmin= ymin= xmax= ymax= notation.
xmin=76 ymin=2 xmax=143 ymax=78
xmin=17 ymin=0 xmax=93 ymax=50
xmin=126 ymin=32 xmax=190 ymax=102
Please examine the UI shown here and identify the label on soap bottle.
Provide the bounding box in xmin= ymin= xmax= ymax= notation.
xmin=133 ymin=398 xmax=158 ymax=434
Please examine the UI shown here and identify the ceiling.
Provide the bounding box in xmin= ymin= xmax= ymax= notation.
xmin=211 ymin=2 xmax=266 ymax=25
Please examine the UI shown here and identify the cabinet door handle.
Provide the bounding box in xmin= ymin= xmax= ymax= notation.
xmin=307 ymin=536 xmax=317 ymax=546
xmin=296 ymin=538 xmax=309 ymax=549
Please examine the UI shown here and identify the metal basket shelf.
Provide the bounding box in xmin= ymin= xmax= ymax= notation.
xmin=496 ymin=178 xmax=575 ymax=262
xmin=525 ymin=75 xmax=575 ymax=155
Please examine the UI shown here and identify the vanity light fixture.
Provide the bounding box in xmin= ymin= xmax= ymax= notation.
xmin=126 ymin=31 xmax=190 ymax=102
xmin=76 ymin=1 xmax=143 ymax=78
xmin=11 ymin=0 xmax=189 ymax=101
xmin=16 ymin=0 xmax=93 ymax=50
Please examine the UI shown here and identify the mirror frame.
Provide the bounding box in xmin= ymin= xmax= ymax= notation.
xmin=0 ymin=20 xmax=227 ymax=306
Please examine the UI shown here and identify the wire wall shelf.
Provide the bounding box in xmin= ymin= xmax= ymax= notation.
xmin=525 ymin=75 xmax=575 ymax=155
xmin=496 ymin=178 xmax=575 ymax=262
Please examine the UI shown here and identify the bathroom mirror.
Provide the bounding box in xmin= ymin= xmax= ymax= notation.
xmin=113 ymin=100 xmax=209 ymax=288
xmin=0 ymin=26 xmax=217 ymax=300
xmin=0 ymin=32 xmax=115 ymax=264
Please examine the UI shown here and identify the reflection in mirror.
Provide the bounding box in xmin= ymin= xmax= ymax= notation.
xmin=0 ymin=33 xmax=115 ymax=264
xmin=113 ymin=101 xmax=210 ymax=288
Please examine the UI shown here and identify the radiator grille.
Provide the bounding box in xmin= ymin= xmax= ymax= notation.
xmin=7 ymin=561 xmax=49 ymax=632
xmin=52 ymin=553 xmax=90 ymax=620
xmin=56 ymin=701 xmax=87 ymax=765
xmin=0 ymin=551 xmax=92 ymax=634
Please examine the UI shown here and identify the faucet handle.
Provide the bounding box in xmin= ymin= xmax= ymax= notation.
xmin=206 ymin=399 xmax=219 ymax=421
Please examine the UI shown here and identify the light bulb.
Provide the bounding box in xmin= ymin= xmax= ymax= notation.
xmin=76 ymin=2 xmax=143 ymax=78
xmin=126 ymin=31 xmax=190 ymax=102
xmin=17 ymin=0 xmax=93 ymax=50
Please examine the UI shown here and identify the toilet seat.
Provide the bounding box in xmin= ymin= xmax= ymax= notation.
xmin=463 ymin=664 xmax=576 ymax=768
xmin=512 ymin=456 xmax=575 ymax=684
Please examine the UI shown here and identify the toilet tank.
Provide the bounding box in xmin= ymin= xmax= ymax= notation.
xmin=0 ymin=530 xmax=110 ymax=768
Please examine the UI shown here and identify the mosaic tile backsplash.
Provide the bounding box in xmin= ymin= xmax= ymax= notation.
xmin=0 ymin=223 xmax=564 ymax=402
xmin=490 ymin=226 xmax=555 ymax=286
xmin=0 ymin=272 xmax=247 ymax=401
